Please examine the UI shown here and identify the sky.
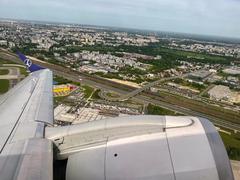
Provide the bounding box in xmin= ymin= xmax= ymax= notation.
xmin=0 ymin=0 xmax=240 ymax=38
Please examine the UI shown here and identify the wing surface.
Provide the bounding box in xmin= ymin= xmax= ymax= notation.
xmin=0 ymin=69 xmax=53 ymax=180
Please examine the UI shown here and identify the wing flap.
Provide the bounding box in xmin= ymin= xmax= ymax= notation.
xmin=0 ymin=138 xmax=53 ymax=180
xmin=14 ymin=139 xmax=53 ymax=180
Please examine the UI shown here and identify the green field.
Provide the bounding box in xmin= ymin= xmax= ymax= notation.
xmin=0 ymin=69 xmax=9 ymax=75
xmin=19 ymin=67 xmax=28 ymax=76
xmin=0 ymin=79 xmax=9 ymax=93
xmin=82 ymin=85 xmax=94 ymax=99
xmin=0 ymin=58 xmax=16 ymax=65
xmin=54 ymin=96 xmax=67 ymax=106
xmin=91 ymin=89 xmax=101 ymax=99
xmin=147 ymin=104 xmax=183 ymax=116
xmin=53 ymin=76 xmax=80 ymax=86
xmin=220 ymin=132 xmax=240 ymax=160
xmin=53 ymin=76 xmax=72 ymax=84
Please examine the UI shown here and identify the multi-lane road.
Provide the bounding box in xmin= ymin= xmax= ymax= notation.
xmin=105 ymin=76 xmax=181 ymax=101
xmin=1 ymin=49 xmax=240 ymax=131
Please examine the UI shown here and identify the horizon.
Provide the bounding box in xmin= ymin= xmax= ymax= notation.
xmin=0 ymin=0 xmax=240 ymax=39
xmin=1 ymin=17 xmax=240 ymax=42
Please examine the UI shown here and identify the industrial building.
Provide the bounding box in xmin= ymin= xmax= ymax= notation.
xmin=188 ymin=70 xmax=212 ymax=81
xmin=223 ymin=67 xmax=240 ymax=75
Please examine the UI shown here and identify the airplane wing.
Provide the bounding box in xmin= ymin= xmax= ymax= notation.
xmin=0 ymin=69 xmax=53 ymax=180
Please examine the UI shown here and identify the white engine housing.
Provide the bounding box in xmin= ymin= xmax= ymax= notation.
xmin=46 ymin=116 xmax=234 ymax=180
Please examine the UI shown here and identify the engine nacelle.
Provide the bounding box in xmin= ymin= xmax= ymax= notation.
xmin=46 ymin=116 xmax=234 ymax=180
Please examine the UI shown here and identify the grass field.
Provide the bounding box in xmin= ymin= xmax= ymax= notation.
xmin=157 ymin=46 xmax=230 ymax=64
xmin=82 ymin=85 xmax=94 ymax=99
xmin=0 ymin=69 xmax=9 ymax=75
xmin=54 ymin=96 xmax=67 ymax=106
xmin=0 ymin=79 xmax=9 ymax=93
xmin=220 ymin=132 xmax=240 ymax=160
xmin=147 ymin=104 xmax=183 ymax=116
xmin=53 ymin=76 xmax=72 ymax=84
xmin=0 ymin=58 xmax=16 ymax=65
xmin=91 ymin=89 xmax=101 ymax=99
xmin=19 ymin=67 xmax=28 ymax=76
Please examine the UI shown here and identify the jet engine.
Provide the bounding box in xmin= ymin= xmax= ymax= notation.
xmin=46 ymin=116 xmax=234 ymax=180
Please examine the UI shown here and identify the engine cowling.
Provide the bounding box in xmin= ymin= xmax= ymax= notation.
xmin=46 ymin=116 xmax=234 ymax=180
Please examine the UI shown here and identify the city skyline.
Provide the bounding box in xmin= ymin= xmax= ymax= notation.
xmin=1 ymin=0 xmax=240 ymax=39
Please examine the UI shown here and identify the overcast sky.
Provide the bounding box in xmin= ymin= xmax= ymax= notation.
xmin=0 ymin=0 xmax=240 ymax=38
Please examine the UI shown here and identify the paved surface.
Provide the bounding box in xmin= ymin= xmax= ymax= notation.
xmin=0 ymin=67 xmax=20 ymax=79
xmin=0 ymin=67 xmax=21 ymax=89
xmin=231 ymin=160 xmax=240 ymax=180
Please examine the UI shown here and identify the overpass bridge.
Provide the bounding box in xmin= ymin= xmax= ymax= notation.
xmin=101 ymin=75 xmax=187 ymax=101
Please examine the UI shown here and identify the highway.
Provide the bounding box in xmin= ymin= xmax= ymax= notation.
xmin=1 ymin=49 xmax=240 ymax=131
xmin=107 ymin=77 xmax=180 ymax=101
